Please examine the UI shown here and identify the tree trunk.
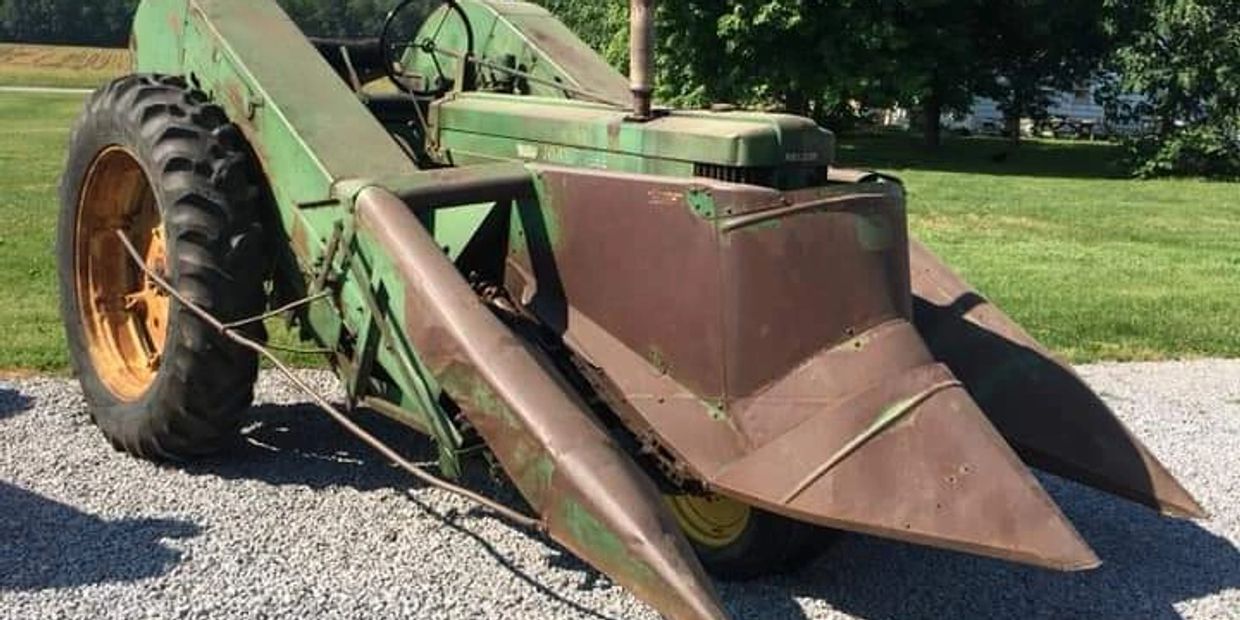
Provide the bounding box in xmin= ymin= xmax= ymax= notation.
xmin=924 ymin=90 xmax=943 ymax=149
xmin=1005 ymin=112 xmax=1022 ymax=145
xmin=1006 ymin=90 xmax=1028 ymax=146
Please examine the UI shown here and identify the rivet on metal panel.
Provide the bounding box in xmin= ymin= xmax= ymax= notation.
xmin=703 ymin=399 xmax=727 ymax=422
xmin=685 ymin=187 xmax=716 ymax=219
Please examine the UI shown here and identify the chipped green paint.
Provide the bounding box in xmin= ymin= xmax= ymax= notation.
xmin=560 ymin=498 xmax=658 ymax=585
xmin=647 ymin=347 xmax=670 ymax=375
xmin=685 ymin=188 xmax=716 ymax=219
xmin=514 ymin=444 xmax=557 ymax=506
xmin=702 ymin=399 xmax=727 ymax=422
xmin=438 ymin=364 xmax=522 ymax=431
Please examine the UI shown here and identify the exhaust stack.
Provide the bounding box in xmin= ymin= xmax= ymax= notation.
xmin=630 ymin=0 xmax=655 ymax=119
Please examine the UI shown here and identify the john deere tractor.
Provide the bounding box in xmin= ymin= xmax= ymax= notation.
xmin=58 ymin=1 xmax=1204 ymax=618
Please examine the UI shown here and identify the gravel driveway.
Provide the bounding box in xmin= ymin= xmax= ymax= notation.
xmin=1 ymin=360 xmax=1238 ymax=620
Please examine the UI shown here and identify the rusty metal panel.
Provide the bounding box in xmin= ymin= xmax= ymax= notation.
xmin=509 ymin=167 xmax=732 ymax=399
xmin=910 ymin=241 xmax=1206 ymax=518
xmin=509 ymin=166 xmax=1100 ymax=571
xmin=354 ymin=187 xmax=728 ymax=620
xmin=719 ymin=188 xmax=911 ymax=396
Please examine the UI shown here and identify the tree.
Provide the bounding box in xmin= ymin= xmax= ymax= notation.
xmin=538 ymin=0 xmax=996 ymax=147
xmin=866 ymin=0 xmax=989 ymax=148
xmin=974 ymin=0 xmax=1109 ymax=144
xmin=0 ymin=0 xmax=137 ymax=46
xmin=1103 ymin=0 xmax=1240 ymax=177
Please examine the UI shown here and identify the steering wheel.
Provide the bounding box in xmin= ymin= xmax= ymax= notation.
xmin=381 ymin=0 xmax=476 ymax=97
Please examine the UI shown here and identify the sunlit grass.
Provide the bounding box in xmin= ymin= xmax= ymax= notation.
xmin=1 ymin=92 xmax=1236 ymax=370
xmin=843 ymin=133 xmax=1240 ymax=362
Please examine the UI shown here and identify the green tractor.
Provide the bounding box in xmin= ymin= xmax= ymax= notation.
xmin=58 ymin=1 xmax=1203 ymax=618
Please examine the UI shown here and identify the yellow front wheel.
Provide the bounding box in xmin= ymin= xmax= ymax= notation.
xmin=665 ymin=493 xmax=835 ymax=581
xmin=666 ymin=493 xmax=753 ymax=548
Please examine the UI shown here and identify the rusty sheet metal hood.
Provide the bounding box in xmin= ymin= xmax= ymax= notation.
xmin=508 ymin=166 xmax=1099 ymax=571
xmin=909 ymin=241 xmax=1205 ymax=519
xmin=355 ymin=187 xmax=729 ymax=620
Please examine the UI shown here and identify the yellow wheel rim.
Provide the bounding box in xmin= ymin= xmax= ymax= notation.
xmin=75 ymin=146 xmax=170 ymax=402
xmin=665 ymin=493 xmax=751 ymax=548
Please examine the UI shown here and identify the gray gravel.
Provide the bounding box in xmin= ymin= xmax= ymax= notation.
xmin=1 ymin=360 xmax=1237 ymax=620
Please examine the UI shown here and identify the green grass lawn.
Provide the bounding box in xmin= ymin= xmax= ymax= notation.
xmin=0 ymin=92 xmax=1236 ymax=371
xmin=842 ymin=133 xmax=1240 ymax=362
xmin=0 ymin=93 xmax=81 ymax=370
xmin=0 ymin=92 xmax=309 ymax=372
xmin=0 ymin=44 xmax=129 ymax=89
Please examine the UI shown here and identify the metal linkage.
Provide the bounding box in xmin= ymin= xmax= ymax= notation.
xmin=116 ymin=230 xmax=546 ymax=533
xmin=221 ymin=289 xmax=332 ymax=330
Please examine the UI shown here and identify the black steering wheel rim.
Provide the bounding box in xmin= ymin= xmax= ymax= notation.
xmin=381 ymin=0 xmax=476 ymax=97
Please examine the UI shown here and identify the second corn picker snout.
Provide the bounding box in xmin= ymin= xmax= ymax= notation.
xmin=56 ymin=1 xmax=1205 ymax=618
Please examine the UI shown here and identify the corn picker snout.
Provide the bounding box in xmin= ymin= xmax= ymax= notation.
xmin=57 ymin=1 xmax=1204 ymax=618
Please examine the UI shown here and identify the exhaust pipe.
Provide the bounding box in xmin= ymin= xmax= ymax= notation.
xmin=630 ymin=0 xmax=655 ymax=119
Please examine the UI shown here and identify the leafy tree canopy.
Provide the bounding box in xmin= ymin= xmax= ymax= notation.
xmin=1103 ymin=0 xmax=1240 ymax=177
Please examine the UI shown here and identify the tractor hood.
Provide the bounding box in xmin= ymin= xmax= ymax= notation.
xmin=430 ymin=93 xmax=836 ymax=190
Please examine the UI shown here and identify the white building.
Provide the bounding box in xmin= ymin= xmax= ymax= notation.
xmin=945 ymin=82 xmax=1147 ymax=138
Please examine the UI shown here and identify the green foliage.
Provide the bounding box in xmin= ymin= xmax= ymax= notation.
xmin=276 ymin=0 xmax=391 ymax=37
xmin=0 ymin=0 xmax=389 ymax=45
xmin=535 ymin=0 xmax=629 ymax=66
xmin=976 ymin=0 xmax=1108 ymax=140
xmin=1104 ymin=0 xmax=1240 ymax=178
xmin=534 ymin=0 xmax=1108 ymax=145
xmin=0 ymin=0 xmax=138 ymax=46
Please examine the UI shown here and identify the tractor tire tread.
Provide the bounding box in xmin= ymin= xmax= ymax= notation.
xmin=58 ymin=73 xmax=269 ymax=461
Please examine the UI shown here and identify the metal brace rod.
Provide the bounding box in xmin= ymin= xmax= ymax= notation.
xmin=116 ymin=230 xmax=546 ymax=534
xmin=222 ymin=289 xmax=333 ymax=330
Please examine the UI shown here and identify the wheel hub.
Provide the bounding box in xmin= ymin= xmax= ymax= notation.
xmin=74 ymin=146 xmax=170 ymax=401
xmin=666 ymin=493 xmax=752 ymax=549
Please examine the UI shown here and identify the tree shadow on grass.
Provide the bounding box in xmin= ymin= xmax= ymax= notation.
xmin=0 ymin=482 xmax=200 ymax=592
xmin=0 ymin=387 xmax=34 ymax=421
xmin=836 ymin=132 xmax=1130 ymax=180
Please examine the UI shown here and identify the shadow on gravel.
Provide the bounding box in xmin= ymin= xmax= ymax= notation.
xmin=185 ymin=403 xmax=640 ymax=619
xmin=0 ymin=388 xmax=34 ymax=421
xmin=0 ymin=482 xmax=200 ymax=592
xmin=181 ymin=402 xmax=1238 ymax=619
xmin=183 ymin=403 xmax=434 ymax=491
xmin=754 ymin=474 xmax=1239 ymax=620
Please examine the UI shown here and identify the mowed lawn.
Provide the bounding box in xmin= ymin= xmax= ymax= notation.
xmin=0 ymin=93 xmax=82 ymax=370
xmin=0 ymin=44 xmax=129 ymax=89
xmin=0 ymin=90 xmax=1237 ymax=370
xmin=842 ymin=134 xmax=1240 ymax=362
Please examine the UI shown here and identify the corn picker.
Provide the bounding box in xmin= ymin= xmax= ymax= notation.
xmin=57 ymin=1 xmax=1206 ymax=618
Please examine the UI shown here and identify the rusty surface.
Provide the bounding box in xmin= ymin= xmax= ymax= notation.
xmin=354 ymin=187 xmax=729 ymax=620
xmin=628 ymin=0 xmax=655 ymax=119
xmin=508 ymin=165 xmax=1101 ymax=571
xmin=909 ymin=241 xmax=1207 ymax=519
xmin=385 ymin=162 xmax=535 ymax=210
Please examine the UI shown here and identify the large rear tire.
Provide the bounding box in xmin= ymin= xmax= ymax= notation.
xmin=58 ymin=74 xmax=268 ymax=460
